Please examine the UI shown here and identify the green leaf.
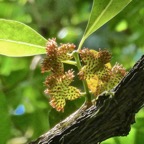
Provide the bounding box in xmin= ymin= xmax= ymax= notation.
xmin=0 ymin=92 xmax=11 ymax=144
xmin=78 ymin=0 xmax=132 ymax=50
xmin=0 ymin=39 xmax=46 ymax=57
xmin=0 ymin=19 xmax=47 ymax=57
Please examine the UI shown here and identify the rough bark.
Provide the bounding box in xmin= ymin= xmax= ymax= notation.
xmin=29 ymin=55 xmax=144 ymax=144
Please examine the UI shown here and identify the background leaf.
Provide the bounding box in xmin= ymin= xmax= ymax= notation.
xmin=0 ymin=92 xmax=11 ymax=144
xmin=78 ymin=0 xmax=132 ymax=49
xmin=0 ymin=19 xmax=47 ymax=57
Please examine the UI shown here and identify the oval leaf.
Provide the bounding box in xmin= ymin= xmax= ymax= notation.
xmin=0 ymin=19 xmax=47 ymax=57
xmin=78 ymin=0 xmax=132 ymax=49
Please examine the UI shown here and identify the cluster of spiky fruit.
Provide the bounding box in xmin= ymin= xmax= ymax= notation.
xmin=41 ymin=38 xmax=127 ymax=112
xmin=41 ymin=38 xmax=81 ymax=112
xmin=78 ymin=49 xmax=126 ymax=96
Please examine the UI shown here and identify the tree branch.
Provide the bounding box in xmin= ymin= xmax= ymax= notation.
xmin=29 ymin=55 xmax=144 ymax=144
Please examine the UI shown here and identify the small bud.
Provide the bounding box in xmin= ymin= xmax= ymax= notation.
xmin=57 ymin=43 xmax=76 ymax=61
xmin=97 ymin=49 xmax=111 ymax=64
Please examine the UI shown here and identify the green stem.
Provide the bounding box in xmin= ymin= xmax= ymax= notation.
xmin=62 ymin=60 xmax=77 ymax=66
xmin=82 ymin=80 xmax=92 ymax=103
xmin=77 ymin=37 xmax=86 ymax=52
xmin=73 ymin=51 xmax=91 ymax=103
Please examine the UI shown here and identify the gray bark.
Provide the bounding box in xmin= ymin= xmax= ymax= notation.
xmin=29 ymin=55 xmax=144 ymax=144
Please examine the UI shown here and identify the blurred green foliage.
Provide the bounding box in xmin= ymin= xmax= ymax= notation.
xmin=0 ymin=0 xmax=144 ymax=144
